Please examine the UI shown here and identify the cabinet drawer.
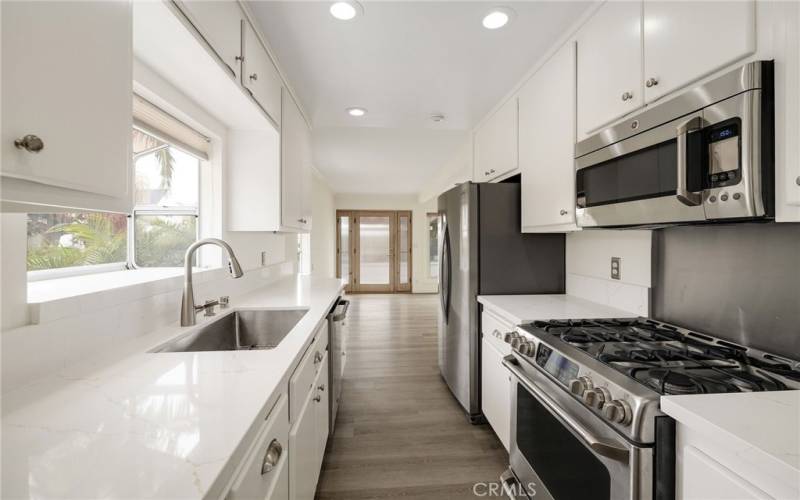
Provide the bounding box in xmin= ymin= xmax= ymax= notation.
xmin=227 ymin=394 xmax=290 ymax=500
xmin=481 ymin=310 xmax=514 ymax=356
xmin=289 ymin=322 xmax=328 ymax=423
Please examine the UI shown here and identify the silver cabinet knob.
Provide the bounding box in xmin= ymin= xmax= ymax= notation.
xmin=317 ymin=384 xmax=326 ymax=391
xmin=602 ymin=400 xmax=632 ymax=426
xmin=645 ymin=77 xmax=659 ymax=88
xmin=261 ymin=439 xmax=282 ymax=474
xmin=796 ymin=176 xmax=800 ymax=186
xmin=313 ymin=395 xmax=322 ymax=402
xmin=314 ymin=351 xmax=323 ymax=364
xmin=560 ymin=209 xmax=568 ymax=216
xmin=14 ymin=134 xmax=44 ymax=153
xmin=249 ymin=73 xmax=258 ymax=81
xmin=621 ymin=91 xmax=633 ymax=102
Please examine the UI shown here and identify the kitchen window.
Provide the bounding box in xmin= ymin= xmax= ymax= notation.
xmin=26 ymin=95 xmax=211 ymax=279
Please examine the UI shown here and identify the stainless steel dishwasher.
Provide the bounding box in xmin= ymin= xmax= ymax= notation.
xmin=327 ymin=297 xmax=349 ymax=434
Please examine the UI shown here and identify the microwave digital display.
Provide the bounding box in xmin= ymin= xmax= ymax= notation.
xmin=705 ymin=119 xmax=741 ymax=184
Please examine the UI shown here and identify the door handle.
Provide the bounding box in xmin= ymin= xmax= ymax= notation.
xmin=503 ymin=357 xmax=630 ymax=463
xmin=676 ymin=115 xmax=704 ymax=207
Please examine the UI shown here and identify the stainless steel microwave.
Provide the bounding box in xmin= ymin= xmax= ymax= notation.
xmin=574 ymin=61 xmax=774 ymax=228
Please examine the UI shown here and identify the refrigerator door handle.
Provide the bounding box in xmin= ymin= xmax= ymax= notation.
xmin=439 ymin=219 xmax=451 ymax=323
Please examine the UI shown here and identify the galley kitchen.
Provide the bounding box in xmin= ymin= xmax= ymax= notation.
xmin=1 ymin=1 xmax=799 ymax=500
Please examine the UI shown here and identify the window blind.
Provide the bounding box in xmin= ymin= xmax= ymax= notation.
xmin=133 ymin=94 xmax=211 ymax=160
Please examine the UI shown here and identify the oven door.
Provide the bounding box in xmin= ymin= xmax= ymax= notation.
xmin=575 ymin=111 xmax=707 ymax=228
xmin=503 ymin=356 xmax=651 ymax=500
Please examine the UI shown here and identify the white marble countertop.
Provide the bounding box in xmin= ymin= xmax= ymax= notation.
xmin=1 ymin=275 xmax=343 ymax=499
xmin=662 ymin=390 xmax=800 ymax=496
xmin=477 ymin=294 xmax=637 ymax=325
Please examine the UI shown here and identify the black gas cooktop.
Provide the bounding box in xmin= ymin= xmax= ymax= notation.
xmin=527 ymin=318 xmax=800 ymax=396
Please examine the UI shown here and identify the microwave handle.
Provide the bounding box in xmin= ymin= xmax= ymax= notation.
xmin=503 ymin=356 xmax=630 ymax=463
xmin=676 ymin=115 xmax=704 ymax=206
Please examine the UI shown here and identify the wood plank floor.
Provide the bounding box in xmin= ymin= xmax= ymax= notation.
xmin=316 ymin=293 xmax=508 ymax=500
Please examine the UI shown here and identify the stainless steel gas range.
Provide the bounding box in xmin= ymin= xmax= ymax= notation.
xmin=499 ymin=318 xmax=800 ymax=500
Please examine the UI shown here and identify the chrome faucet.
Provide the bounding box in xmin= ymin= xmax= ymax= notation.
xmin=180 ymin=238 xmax=244 ymax=327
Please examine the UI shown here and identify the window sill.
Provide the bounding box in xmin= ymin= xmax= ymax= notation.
xmin=28 ymin=267 xmax=222 ymax=325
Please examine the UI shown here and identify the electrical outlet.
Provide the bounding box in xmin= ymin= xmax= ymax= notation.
xmin=611 ymin=257 xmax=621 ymax=280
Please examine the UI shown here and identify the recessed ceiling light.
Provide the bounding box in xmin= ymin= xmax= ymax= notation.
xmin=482 ymin=7 xmax=515 ymax=30
xmin=330 ymin=1 xmax=362 ymax=21
xmin=347 ymin=107 xmax=367 ymax=117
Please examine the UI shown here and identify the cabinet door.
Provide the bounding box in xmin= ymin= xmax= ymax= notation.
xmin=314 ymin=355 xmax=329 ymax=469
xmin=242 ymin=20 xmax=283 ymax=125
xmin=643 ymin=1 xmax=755 ymax=103
xmin=474 ymin=97 xmax=518 ymax=182
xmin=175 ymin=0 xmax=243 ymax=79
xmin=281 ymin=90 xmax=306 ymax=231
xmin=519 ymin=42 xmax=579 ymax=232
xmin=289 ymin=392 xmax=318 ymax=500
xmin=481 ymin=337 xmax=511 ymax=451
xmin=682 ymin=446 xmax=770 ymax=500
xmin=1 ymin=0 xmax=132 ymax=203
xmin=576 ymin=1 xmax=643 ymax=137
xmin=227 ymin=395 xmax=290 ymax=500
xmin=298 ymin=116 xmax=313 ymax=232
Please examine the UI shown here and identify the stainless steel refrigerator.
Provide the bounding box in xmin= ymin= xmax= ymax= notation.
xmin=437 ymin=182 xmax=565 ymax=422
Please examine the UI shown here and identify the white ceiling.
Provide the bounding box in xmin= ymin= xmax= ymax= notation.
xmin=248 ymin=1 xmax=592 ymax=194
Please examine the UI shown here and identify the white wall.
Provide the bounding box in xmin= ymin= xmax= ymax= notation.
xmin=566 ymin=230 xmax=652 ymax=315
xmin=310 ymin=170 xmax=336 ymax=278
xmin=334 ymin=193 xmax=438 ymax=293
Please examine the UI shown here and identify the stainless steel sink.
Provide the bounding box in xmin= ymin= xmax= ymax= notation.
xmin=150 ymin=309 xmax=309 ymax=353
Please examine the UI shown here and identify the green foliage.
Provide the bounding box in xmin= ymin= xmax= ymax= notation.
xmin=134 ymin=216 xmax=196 ymax=267
xmin=26 ymin=212 xmax=128 ymax=271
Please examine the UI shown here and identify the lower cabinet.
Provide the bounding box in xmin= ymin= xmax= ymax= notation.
xmin=290 ymin=354 xmax=329 ymax=500
xmin=481 ymin=336 xmax=511 ymax=451
xmin=227 ymin=395 xmax=290 ymax=500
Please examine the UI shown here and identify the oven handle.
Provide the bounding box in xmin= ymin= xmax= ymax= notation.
xmin=676 ymin=114 xmax=704 ymax=207
xmin=503 ymin=357 xmax=630 ymax=463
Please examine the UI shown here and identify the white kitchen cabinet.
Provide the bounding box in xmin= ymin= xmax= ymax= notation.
xmin=643 ymin=1 xmax=755 ymax=103
xmin=227 ymin=89 xmax=311 ymax=233
xmin=474 ymin=97 xmax=518 ymax=182
xmin=242 ymin=20 xmax=283 ymax=125
xmin=174 ymin=0 xmax=244 ymax=80
xmin=227 ymin=395 xmax=290 ymax=500
xmin=576 ymin=0 xmax=642 ymax=137
xmin=1 ymin=0 xmax=132 ymax=213
xmin=481 ymin=336 xmax=511 ymax=451
xmin=681 ymin=446 xmax=768 ymax=500
xmin=519 ymin=42 xmax=579 ymax=232
xmin=281 ymin=90 xmax=312 ymax=232
xmin=313 ymin=355 xmax=330 ymax=469
xmin=289 ymin=386 xmax=318 ymax=500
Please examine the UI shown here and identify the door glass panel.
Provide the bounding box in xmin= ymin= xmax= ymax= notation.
xmin=398 ymin=215 xmax=410 ymax=285
xmin=359 ymin=216 xmax=391 ymax=285
xmin=339 ymin=216 xmax=350 ymax=284
xmin=516 ymin=385 xmax=611 ymax=500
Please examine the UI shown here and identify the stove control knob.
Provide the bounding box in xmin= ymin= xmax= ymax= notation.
xmin=510 ymin=337 xmax=525 ymax=350
xmin=583 ymin=387 xmax=610 ymax=409
xmin=503 ymin=332 xmax=519 ymax=344
xmin=568 ymin=376 xmax=593 ymax=396
xmin=518 ymin=341 xmax=536 ymax=357
xmin=602 ymin=400 xmax=632 ymax=426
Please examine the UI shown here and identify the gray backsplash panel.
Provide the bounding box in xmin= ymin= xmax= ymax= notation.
xmin=652 ymin=222 xmax=800 ymax=359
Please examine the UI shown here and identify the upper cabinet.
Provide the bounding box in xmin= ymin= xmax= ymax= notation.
xmin=576 ymin=1 xmax=643 ymax=137
xmin=577 ymin=0 xmax=756 ymax=138
xmin=519 ymin=42 xmax=579 ymax=232
xmin=1 ymin=0 xmax=133 ymax=213
xmin=643 ymin=0 xmax=755 ymax=102
xmin=474 ymin=97 xmax=518 ymax=182
xmin=173 ymin=0 xmax=244 ymax=80
xmin=242 ymin=20 xmax=283 ymax=126
xmin=281 ymin=90 xmax=312 ymax=232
